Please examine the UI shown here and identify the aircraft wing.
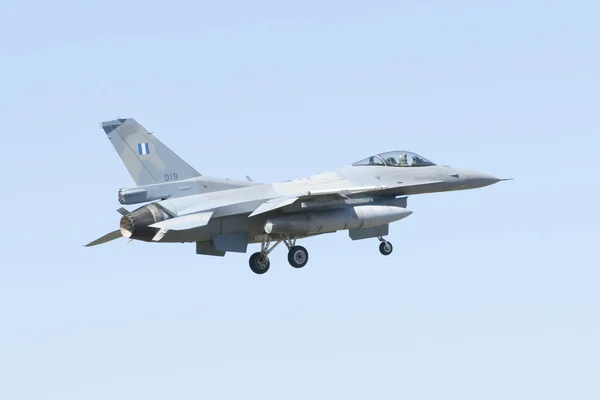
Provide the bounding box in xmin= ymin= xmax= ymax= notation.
xmin=248 ymin=196 xmax=300 ymax=217
xmin=247 ymin=186 xmax=390 ymax=218
xmin=248 ymin=182 xmax=441 ymax=217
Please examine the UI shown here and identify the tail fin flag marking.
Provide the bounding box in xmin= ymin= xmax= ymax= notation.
xmin=138 ymin=143 xmax=150 ymax=155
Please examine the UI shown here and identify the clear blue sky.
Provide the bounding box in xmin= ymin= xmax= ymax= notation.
xmin=1 ymin=1 xmax=598 ymax=399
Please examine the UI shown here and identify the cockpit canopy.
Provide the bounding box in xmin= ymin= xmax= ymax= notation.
xmin=352 ymin=151 xmax=436 ymax=168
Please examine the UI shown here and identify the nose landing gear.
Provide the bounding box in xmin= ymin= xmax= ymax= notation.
xmin=378 ymin=236 xmax=393 ymax=256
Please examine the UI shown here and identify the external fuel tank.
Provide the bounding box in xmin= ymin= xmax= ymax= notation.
xmin=264 ymin=205 xmax=412 ymax=235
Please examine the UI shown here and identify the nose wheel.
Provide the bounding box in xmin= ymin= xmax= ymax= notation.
xmin=378 ymin=237 xmax=393 ymax=256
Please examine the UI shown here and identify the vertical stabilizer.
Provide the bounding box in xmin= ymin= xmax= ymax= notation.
xmin=101 ymin=118 xmax=201 ymax=186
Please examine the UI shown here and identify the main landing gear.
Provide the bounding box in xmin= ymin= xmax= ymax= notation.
xmin=248 ymin=235 xmax=393 ymax=274
xmin=249 ymin=252 xmax=270 ymax=274
xmin=248 ymin=236 xmax=309 ymax=274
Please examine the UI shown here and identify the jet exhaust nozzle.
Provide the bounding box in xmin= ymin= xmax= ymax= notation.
xmin=119 ymin=203 xmax=169 ymax=241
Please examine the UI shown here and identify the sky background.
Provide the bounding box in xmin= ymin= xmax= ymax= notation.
xmin=1 ymin=1 xmax=599 ymax=399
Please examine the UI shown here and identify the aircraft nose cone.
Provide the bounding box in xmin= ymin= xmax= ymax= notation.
xmin=464 ymin=170 xmax=502 ymax=188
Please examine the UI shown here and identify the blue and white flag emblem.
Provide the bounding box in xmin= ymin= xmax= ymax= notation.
xmin=138 ymin=143 xmax=150 ymax=155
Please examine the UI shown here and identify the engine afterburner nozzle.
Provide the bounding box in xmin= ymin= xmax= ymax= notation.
xmin=119 ymin=203 xmax=169 ymax=241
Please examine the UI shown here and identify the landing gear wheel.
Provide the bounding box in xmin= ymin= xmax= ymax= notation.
xmin=288 ymin=246 xmax=309 ymax=268
xmin=379 ymin=241 xmax=393 ymax=256
xmin=249 ymin=252 xmax=270 ymax=274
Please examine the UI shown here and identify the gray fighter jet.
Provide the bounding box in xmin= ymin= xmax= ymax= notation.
xmin=87 ymin=118 xmax=509 ymax=274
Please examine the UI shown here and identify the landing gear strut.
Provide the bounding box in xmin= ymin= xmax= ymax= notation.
xmin=248 ymin=236 xmax=281 ymax=275
xmin=248 ymin=235 xmax=309 ymax=274
xmin=378 ymin=236 xmax=393 ymax=256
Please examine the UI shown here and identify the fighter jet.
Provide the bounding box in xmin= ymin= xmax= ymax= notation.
xmin=87 ymin=118 xmax=509 ymax=274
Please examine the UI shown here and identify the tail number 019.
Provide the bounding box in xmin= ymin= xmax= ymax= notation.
xmin=165 ymin=173 xmax=179 ymax=181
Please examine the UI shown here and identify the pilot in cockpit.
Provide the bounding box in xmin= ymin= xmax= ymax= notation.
xmin=398 ymin=153 xmax=409 ymax=167
xmin=352 ymin=151 xmax=436 ymax=168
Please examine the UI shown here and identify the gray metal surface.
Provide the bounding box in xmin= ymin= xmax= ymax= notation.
xmin=88 ymin=118 xmax=510 ymax=271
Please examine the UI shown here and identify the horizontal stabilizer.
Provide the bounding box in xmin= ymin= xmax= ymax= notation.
xmin=85 ymin=230 xmax=122 ymax=247
xmin=149 ymin=212 xmax=213 ymax=231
